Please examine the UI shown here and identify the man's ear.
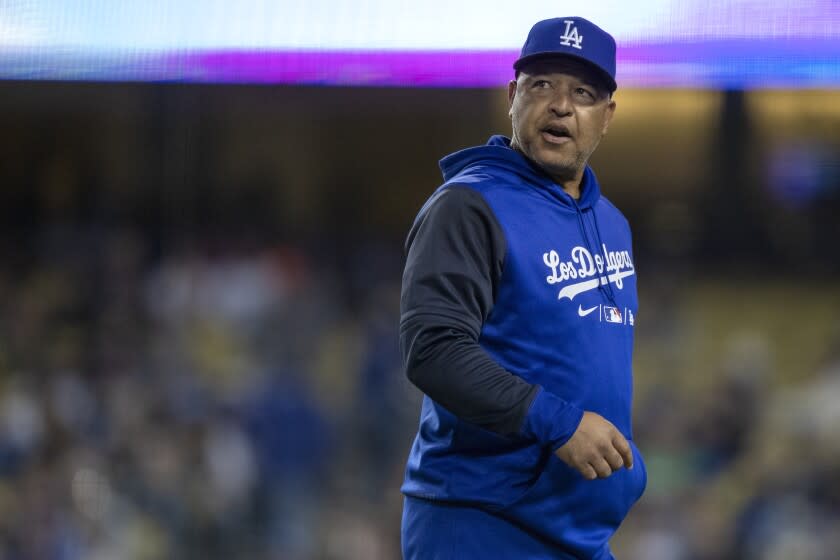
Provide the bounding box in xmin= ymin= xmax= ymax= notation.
xmin=602 ymin=99 xmax=617 ymax=135
xmin=507 ymin=80 xmax=517 ymax=115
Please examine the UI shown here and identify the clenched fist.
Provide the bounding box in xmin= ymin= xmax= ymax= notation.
xmin=554 ymin=411 xmax=633 ymax=480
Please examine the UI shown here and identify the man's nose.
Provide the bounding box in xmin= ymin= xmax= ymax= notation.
xmin=548 ymin=91 xmax=573 ymax=116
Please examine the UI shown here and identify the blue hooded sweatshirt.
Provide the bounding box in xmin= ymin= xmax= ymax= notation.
xmin=401 ymin=136 xmax=647 ymax=559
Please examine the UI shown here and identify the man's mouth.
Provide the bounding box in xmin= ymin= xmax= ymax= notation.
xmin=541 ymin=125 xmax=573 ymax=143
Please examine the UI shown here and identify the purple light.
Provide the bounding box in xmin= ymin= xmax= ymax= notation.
xmin=1 ymin=38 xmax=837 ymax=87
xmin=148 ymin=38 xmax=840 ymax=87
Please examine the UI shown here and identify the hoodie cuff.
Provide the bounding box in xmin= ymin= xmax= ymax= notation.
xmin=520 ymin=387 xmax=585 ymax=450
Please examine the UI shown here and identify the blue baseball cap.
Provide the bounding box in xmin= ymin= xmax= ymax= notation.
xmin=514 ymin=17 xmax=617 ymax=92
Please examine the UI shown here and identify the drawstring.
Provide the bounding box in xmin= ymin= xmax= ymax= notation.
xmin=590 ymin=207 xmax=620 ymax=308
xmin=574 ymin=202 xmax=619 ymax=309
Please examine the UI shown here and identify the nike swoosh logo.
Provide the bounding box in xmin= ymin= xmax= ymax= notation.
xmin=578 ymin=304 xmax=598 ymax=317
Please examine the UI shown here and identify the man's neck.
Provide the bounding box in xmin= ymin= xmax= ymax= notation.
xmin=510 ymin=142 xmax=585 ymax=200
xmin=556 ymin=169 xmax=585 ymax=200
xmin=561 ymin=181 xmax=581 ymax=200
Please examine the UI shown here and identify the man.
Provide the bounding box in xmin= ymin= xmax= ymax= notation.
xmin=399 ymin=17 xmax=647 ymax=560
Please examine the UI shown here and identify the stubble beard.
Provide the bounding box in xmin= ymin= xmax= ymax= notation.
xmin=514 ymin=138 xmax=585 ymax=184
xmin=540 ymin=154 xmax=583 ymax=184
xmin=525 ymin=142 xmax=586 ymax=183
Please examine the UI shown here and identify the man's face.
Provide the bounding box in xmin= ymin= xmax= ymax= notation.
xmin=508 ymin=59 xmax=616 ymax=184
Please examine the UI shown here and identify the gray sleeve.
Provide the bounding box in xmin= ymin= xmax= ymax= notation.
xmin=399 ymin=185 xmax=540 ymax=437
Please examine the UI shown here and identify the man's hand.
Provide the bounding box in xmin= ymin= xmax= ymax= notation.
xmin=554 ymin=411 xmax=633 ymax=480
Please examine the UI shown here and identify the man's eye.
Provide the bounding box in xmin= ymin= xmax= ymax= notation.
xmin=575 ymin=87 xmax=595 ymax=98
xmin=533 ymin=80 xmax=551 ymax=88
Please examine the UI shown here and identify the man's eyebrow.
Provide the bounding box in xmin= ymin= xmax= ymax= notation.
xmin=571 ymin=75 xmax=609 ymax=95
xmin=522 ymin=73 xmax=547 ymax=81
xmin=562 ymin=72 xmax=597 ymax=88
xmin=521 ymin=68 xmax=605 ymax=92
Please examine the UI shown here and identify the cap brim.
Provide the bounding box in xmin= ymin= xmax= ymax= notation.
xmin=513 ymin=52 xmax=617 ymax=92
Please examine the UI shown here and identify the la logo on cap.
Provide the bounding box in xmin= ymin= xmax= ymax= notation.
xmin=559 ymin=20 xmax=583 ymax=49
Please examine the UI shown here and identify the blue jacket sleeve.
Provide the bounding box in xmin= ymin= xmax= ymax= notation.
xmin=400 ymin=185 xmax=583 ymax=445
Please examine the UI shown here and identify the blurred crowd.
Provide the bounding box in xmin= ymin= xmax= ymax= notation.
xmin=621 ymin=299 xmax=840 ymax=560
xmin=0 ymin=225 xmax=416 ymax=560
xmin=0 ymin=70 xmax=837 ymax=559
xmin=0 ymin=225 xmax=839 ymax=560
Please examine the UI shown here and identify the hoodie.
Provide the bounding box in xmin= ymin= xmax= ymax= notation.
xmin=400 ymin=136 xmax=647 ymax=559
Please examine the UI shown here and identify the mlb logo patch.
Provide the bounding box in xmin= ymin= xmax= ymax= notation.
xmin=604 ymin=306 xmax=623 ymax=324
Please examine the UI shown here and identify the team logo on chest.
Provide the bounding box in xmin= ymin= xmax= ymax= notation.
xmin=542 ymin=244 xmax=634 ymax=301
xmin=559 ymin=20 xmax=583 ymax=50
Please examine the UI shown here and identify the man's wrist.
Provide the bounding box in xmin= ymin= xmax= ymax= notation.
xmin=520 ymin=387 xmax=585 ymax=449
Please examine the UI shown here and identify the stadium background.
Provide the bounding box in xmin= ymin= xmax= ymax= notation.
xmin=1 ymin=2 xmax=839 ymax=559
